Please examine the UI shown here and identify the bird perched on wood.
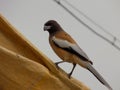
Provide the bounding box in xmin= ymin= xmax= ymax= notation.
xmin=44 ymin=20 xmax=112 ymax=90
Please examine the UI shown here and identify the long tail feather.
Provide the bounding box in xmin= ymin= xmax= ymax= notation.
xmin=87 ymin=63 xmax=112 ymax=90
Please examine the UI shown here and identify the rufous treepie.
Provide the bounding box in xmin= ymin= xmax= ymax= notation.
xmin=44 ymin=20 xmax=112 ymax=90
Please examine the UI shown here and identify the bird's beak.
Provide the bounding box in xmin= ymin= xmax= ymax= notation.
xmin=44 ymin=25 xmax=51 ymax=31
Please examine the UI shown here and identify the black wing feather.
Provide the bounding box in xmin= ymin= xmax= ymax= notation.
xmin=53 ymin=41 xmax=93 ymax=64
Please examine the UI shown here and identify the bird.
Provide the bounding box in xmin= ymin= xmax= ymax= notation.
xmin=44 ymin=20 xmax=112 ymax=90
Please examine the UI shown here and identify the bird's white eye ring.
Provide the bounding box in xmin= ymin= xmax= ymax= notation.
xmin=44 ymin=25 xmax=52 ymax=31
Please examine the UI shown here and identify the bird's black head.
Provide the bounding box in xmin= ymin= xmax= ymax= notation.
xmin=44 ymin=20 xmax=62 ymax=34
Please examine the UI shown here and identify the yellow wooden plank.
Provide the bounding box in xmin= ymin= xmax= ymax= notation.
xmin=0 ymin=14 xmax=90 ymax=90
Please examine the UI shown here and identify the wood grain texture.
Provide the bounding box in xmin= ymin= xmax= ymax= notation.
xmin=0 ymin=14 xmax=90 ymax=90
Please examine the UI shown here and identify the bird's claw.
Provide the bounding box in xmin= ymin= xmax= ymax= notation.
xmin=67 ymin=73 xmax=72 ymax=79
xmin=55 ymin=62 xmax=60 ymax=69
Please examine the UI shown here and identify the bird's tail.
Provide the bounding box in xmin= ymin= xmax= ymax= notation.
xmin=86 ymin=63 xmax=112 ymax=90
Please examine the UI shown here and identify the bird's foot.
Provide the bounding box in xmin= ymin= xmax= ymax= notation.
xmin=55 ymin=62 xmax=60 ymax=69
xmin=67 ymin=73 xmax=72 ymax=79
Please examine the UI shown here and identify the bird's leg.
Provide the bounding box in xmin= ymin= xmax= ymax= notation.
xmin=55 ymin=61 xmax=65 ymax=68
xmin=68 ymin=63 xmax=76 ymax=78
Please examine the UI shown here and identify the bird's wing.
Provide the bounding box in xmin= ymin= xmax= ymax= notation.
xmin=52 ymin=36 xmax=92 ymax=64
